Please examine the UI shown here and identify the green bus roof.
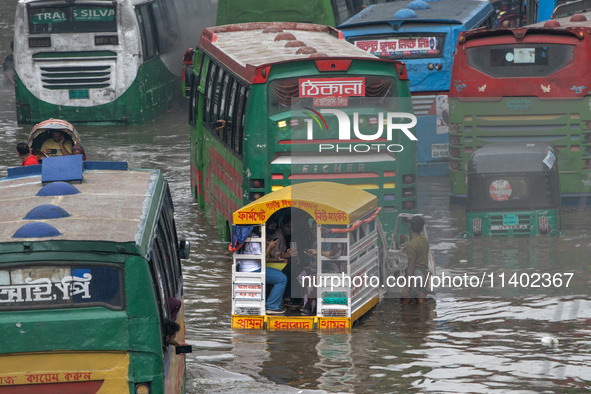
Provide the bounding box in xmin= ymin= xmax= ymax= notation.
xmin=0 ymin=169 xmax=163 ymax=257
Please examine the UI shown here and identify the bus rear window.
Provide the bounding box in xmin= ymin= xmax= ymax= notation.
xmin=0 ymin=265 xmax=122 ymax=310
xmin=352 ymin=35 xmax=444 ymax=59
xmin=466 ymin=44 xmax=575 ymax=78
xmin=268 ymin=75 xmax=397 ymax=114
xmin=28 ymin=5 xmax=117 ymax=34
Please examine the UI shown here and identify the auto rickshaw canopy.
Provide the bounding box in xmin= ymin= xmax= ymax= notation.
xmin=27 ymin=119 xmax=81 ymax=150
xmin=232 ymin=182 xmax=377 ymax=225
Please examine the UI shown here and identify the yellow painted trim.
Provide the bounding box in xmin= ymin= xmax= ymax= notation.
xmin=571 ymin=113 xmax=580 ymax=119
xmin=271 ymin=185 xmax=284 ymax=191
xmin=347 ymin=183 xmax=379 ymax=190
xmin=267 ymin=315 xmax=316 ymax=331
xmin=231 ymin=315 xmax=265 ymax=330
xmin=0 ymin=352 xmax=129 ymax=393
xmin=383 ymin=183 xmax=395 ymax=189
xmin=351 ymin=296 xmax=379 ymax=323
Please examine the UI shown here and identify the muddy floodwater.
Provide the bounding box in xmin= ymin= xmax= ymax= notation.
xmin=1 ymin=2 xmax=591 ymax=390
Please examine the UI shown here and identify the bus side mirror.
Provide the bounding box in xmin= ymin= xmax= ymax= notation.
xmin=179 ymin=240 xmax=190 ymax=259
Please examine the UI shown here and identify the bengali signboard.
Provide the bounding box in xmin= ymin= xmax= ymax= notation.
xmin=355 ymin=37 xmax=442 ymax=58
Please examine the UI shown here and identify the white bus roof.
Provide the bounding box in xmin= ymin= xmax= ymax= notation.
xmin=0 ymin=169 xmax=158 ymax=246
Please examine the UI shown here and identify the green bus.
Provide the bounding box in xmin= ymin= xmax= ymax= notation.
xmin=0 ymin=161 xmax=190 ymax=394
xmin=186 ymin=22 xmax=418 ymax=240
xmin=448 ymin=13 xmax=591 ymax=204
xmin=216 ymin=0 xmax=396 ymax=27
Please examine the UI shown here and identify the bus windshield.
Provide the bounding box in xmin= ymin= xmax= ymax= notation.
xmin=268 ymin=75 xmax=398 ymax=115
xmin=352 ymin=34 xmax=445 ymax=59
xmin=0 ymin=264 xmax=123 ymax=310
xmin=466 ymin=43 xmax=575 ymax=78
xmin=28 ymin=5 xmax=117 ymax=34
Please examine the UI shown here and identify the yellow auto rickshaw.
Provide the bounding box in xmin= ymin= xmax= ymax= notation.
xmin=229 ymin=182 xmax=389 ymax=332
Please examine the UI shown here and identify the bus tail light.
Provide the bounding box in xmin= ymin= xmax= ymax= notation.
xmin=249 ymin=179 xmax=264 ymax=188
xmin=249 ymin=192 xmax=264 ymax=201
xmin=585 ymin=147 xmax=591 ymax=156
xmin=403 ymin=174 xmax=415 ymax=184
xmin=369 ymin=117 xmax=378 ymax=125
xmin=403 ymin=187 xmax=416 ymax=197
xmin=403 ymin=201 xmax=415 ymax=210
xmin=450 ymin=148 xmax=460 ymax=157
xmin=135 ymin=383 xmax=150 ymax=394
xmin=449 ymin=135 xmax=460 ymax=145
xmin=585 ymin=159 xmax=591 ymax=169
xmin=290 ymin=119 xmax=300 ymax=128
xmin=473 ymin=218 xmax=482 ymax=236
xmin=584 ymin=133 xmax=591 ymax=142
xmin=277 ymin=120 xmax=287 ymax=129
xmin=585 ymin=122 xmax=591 ymax=130
xmin=450 ymin=161 xmax=461 ymax=171
xmin=435 ymin=63 xmax=442 ymax=70
xmin=539 ymin=216 xmax=549 ymax=234
xmin=450 ymin=123 xmax=461 ymax=133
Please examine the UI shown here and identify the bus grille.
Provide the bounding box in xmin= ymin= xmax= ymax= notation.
xmin=412 ymin=95 xmax=436 ymax=116
xmin=490 ymin=214 xmax=531 ymax=235
xmin=40 ymin=65 xmax=111 ymax=90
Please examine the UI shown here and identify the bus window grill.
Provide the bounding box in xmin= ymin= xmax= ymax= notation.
xmin=40 ymin=65 xmax=112 ymax=90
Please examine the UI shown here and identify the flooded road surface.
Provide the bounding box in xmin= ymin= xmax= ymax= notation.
xmin=1 ymin=85 xmax=591 ymax=392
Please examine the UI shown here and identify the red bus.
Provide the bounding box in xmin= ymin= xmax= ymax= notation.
xmin=448 ymin=12 xmax=591 ymax=203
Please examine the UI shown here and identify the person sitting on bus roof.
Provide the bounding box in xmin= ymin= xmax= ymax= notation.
xmin=16 ymin=142 xmax=39 ymax=167
xmin=41 ymin=130 xmax=73 ymax=157
xmin=72 ymin=145 xmax=87 ymax=160
xmin=237 ymin=232 xmax=287 ymax=315
xmin=401 ymin=216 xmax=430 ymax=305
xmin=163 ymin=318 xmax=189 ymax=347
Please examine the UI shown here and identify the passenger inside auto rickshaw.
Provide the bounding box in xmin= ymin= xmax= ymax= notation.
xmin=41 ymin=130 xmax=73 ymax=157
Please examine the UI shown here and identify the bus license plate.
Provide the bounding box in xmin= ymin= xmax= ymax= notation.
xmin=503 ymin=214 xmax=518 ymax=226
xmin=491 ymin=225 xmax=529 ymax=230
xmin=431 ymin=143 xmax=449 ymax=158
xmin=69 ymin=89 xmax=89 ymax=99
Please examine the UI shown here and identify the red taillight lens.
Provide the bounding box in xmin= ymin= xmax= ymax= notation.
xmin=403 ymin=174 xmax=415 ymax=184
xmin=249 ymin=179 xmax=264 ymax=188
xmin=435 ymin=63 xmax=442 ymax=70
xmin=403 ymin=201 xmax=415 ymax=210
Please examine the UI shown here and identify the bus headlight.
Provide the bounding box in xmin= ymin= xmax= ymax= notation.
xmin=473 ymin=218 xmax=482 ymax=236
xmin=135 ymin=383 xmax=150 ymax=394
xmin=277 ymin=120 xmax=287 ymax=129
xmin=538 ymin=216 xmax=549 ymax=234
xmin=450 ymin=123 xmax=461 ymax=133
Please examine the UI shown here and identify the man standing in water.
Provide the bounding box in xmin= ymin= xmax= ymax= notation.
xmin=401 ymin=215 xmax=430 ymax=305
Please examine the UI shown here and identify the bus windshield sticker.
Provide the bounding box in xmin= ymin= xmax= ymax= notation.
xmin=543 ymin=151 xmax=556 ymax=170
xmin=513 ymin=48 xmax=536 ymax=64
xmin=0 ymin=265 xmax=122 ymax=309
xmin=31 ymin=11 xmax=67 ymax=24
xmin=73 ymin=7 xmax=116 ymax=22
xmin=489 ymin=180 xmax=512 ymax=201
